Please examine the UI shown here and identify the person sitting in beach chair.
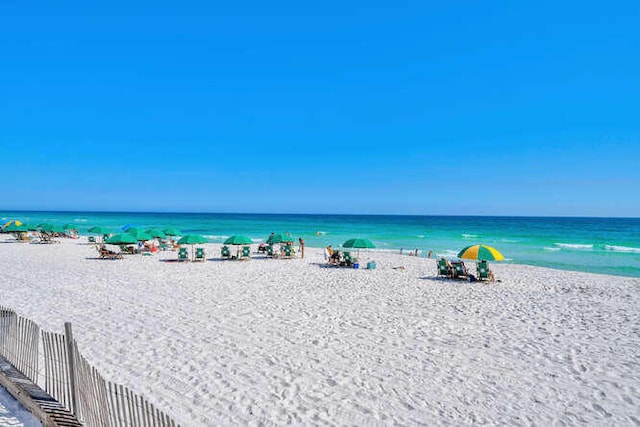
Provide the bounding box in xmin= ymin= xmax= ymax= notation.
xmin=178 ymin=247 xmax=189 ymax=262
xmin=96 ymin=244 xmax=122 ymax=260
xmin=120 ymin=245 xmax=135 ymax=254
xmin=194 ymin=247 xmax=206 ymax=262
xmin=450 ymin=260 xmax=468 ymax=280
xmin=476 ymin=260 xmax=495 ymax=282
xmin=437 ymin=257 xmax=453 ymax=278
xmin=282 ymin=244 xmax=294 ymax=259
xmin=328 ymin=250 xmax=342 ymax=266
xmin=221 ymin=245 xmax=231 ymax=259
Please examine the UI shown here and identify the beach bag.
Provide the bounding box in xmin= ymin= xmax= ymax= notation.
xmin=468 ymin=274 xmax=477 ymax=282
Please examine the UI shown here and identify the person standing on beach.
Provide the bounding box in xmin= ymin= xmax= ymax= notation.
xmin=298 ymin=237 xmax=305 ymax=258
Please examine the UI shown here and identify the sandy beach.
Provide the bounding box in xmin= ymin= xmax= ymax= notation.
xmin=0 ymin=235 xmax=639 ymax=426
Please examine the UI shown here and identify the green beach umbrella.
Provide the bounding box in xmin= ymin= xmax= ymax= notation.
xmin=177 ymin=234 xmax=208 ymax=245
xmin=145 ymin=229 xmax=167 ymax=239
xmin=266 ymin=233 xmax=294 ymax=244
xmin=105 ymin=233 xmax=137 ymax=245
xmin=127 ymin=228 xmax=153 ymax=241
xmin=163 ymin=227 xmax=182 ymax=236
xmin=457 ymin=244 xmax=504 ymax=261
xmin=40 ymin=224 xmax=66 ymax=233
xmin=88 ymin=226 xmax=111 ymax=235
xmin=224 ymin=235 xmax=253 ymax=245
xmin=342 ymin=238 xmax=376 ymax=249
xmin=63 ymin=223 xmax=78 ymax=231
xmin=27 ymin=224 xmax=39 ymax=231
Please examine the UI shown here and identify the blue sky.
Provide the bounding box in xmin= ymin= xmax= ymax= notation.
xmin=1 ymin=1 xmax=638 ymax=216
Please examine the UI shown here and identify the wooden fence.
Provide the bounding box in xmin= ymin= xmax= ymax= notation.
xmin=0 ymin=305 xmax=179 ymax=426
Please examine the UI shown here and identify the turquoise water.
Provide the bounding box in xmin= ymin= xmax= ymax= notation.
xmin=2 ymin=211 xmax=639 ymax=277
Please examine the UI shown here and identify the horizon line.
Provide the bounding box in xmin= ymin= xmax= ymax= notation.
xmin=1 ymin=208 xmax=638 ymax=220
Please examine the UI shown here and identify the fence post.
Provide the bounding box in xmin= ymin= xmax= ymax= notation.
xmin=64 ymin=322 xmax=79 ymax=417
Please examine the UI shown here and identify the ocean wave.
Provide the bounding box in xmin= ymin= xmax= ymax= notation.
xmin=417 ymin=234 xmax=425 ymax=238
xmin=554 ymin=243 xmax=594 ymax=250
xmin=438 ymin=249 xmax=460 ymax=258
xmin=500 ymin=239 xmax=519 ymax=243
xmin=605 ymin=245 xmax=640 ymax=254
xmin=461 ymin=233 xmax=478 ymax=239
xmin=543 ymin=247 xmax=561 ymax=252
xmin=74 ymin=218 xmax=88 ymax=222
xmin=251 ymin=238 xmax=263 ymax=243
xmin=203 ymin=235 xmax=228 ymax=240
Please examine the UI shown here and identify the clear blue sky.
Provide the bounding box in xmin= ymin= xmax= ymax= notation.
xmin=1 ymin=1 xmax=638 ymax=216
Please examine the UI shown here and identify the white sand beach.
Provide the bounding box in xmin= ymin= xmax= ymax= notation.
xmin=0 ymin=236 xmax=639 ymax=426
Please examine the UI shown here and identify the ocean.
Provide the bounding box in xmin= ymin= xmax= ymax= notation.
xmin=2 ymin=211 xmax=639 ymax=277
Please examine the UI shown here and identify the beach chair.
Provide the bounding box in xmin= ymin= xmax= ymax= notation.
xmin=283 ymin=245 xmax=293 ymax=259
xmin=451 ymin=261 xmax=468 ymax=280
xmin=194 ymin=247 xmax=206 ymax=262
xmin=88 ymin=236 xmax=96 ymax=243
xmin=241 ymin=246 xmax=251 ymax=260
xmin=477 ymin=260 xmax=492 ymax=281
xmin=437 ymin=259 xmax=453 ymax=278
xmin=341 ymin=252 xmax=354 ymax=267
xmin=178 ymin=247 xmax=189 ymax=262
xmin=266 ymin=245 xmax=274 ymax=257
xmin=221 ymin=245 xmax=231 ymax=259
xmin=159 ymin=243 xmax=168 ymax=251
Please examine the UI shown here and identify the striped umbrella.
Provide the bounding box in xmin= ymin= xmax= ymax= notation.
xmin=457 ymin=244 xmax=504 ymax=261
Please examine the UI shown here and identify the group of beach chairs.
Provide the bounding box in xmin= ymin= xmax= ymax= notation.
xmin=437 ymin=258 xmax=494 ymax=281
xmin=220 ymin=245 xmax=251 ymax=260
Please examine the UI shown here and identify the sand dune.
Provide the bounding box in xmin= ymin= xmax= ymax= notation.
xmin=0 ymin=236 xmax=639 ymax=425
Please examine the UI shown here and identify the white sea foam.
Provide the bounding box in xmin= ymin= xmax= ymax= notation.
xmin=554 ymin=243 xmax=594 ymax=250
xmin=500 ymin=239 xmax=519 ymax=243
xmin=251 ymin=238 xmax=263 ymax=243
xmin=74 ymin=218 xmax=88 ymax=222
xmin=417 ymin=235 xmax=426 ymax=238
xmin=605 ymin=245 xmax=640 ymax=254
xmin=462 ymin=233 xmax=478 ymax=238
xmin=543 ymin=247 xmax=561 ymax=252
xmin=204 ymin=235 xmax=229 ymax=240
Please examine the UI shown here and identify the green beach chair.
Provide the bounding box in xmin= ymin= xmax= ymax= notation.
xmin=342 ymin=252 xmax=353 ymax=267
xmin=241 ymin=246 xmax=251 ymax=259
xmin=194 ymin=247 xmax=206 ymax=262
xmin=88 ymin=236 xmax=96 ymax=243
xmin=451 ymin=261 xmax=468 ymax=280
xmin=221 ymin=245 xmax=231 ymax=258
xmin=266 ymin=245 xmax=274 ymax=257
xmin=437 ymin=258 xmax=452 ymax=278
xmin=477 ymin=260 xmax=491 ymax=281
xmin=178 ymin=247 xmax=189 ymax=262
xmin=283 ymin=245 xmax=293 ymax=258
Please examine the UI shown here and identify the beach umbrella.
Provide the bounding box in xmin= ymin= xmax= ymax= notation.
xmin=266 ymin=233 xmax=294 ymax=244
xmin=4 ymin=223 xmax=29 ymax=233
xmin=163 ymin=227 xmax=182 ymax=236
xmin=224 ymin=235 xmax=253 ymax=245
xmin=40 ymin=224 xmax=66 ymax=233
xmin=126 ymin=228 xmax=153 ymax=241
xmin=457 ymin=244 xmax=504 ymax=261
xmin=63 ymin=223 xmax=78 ymax=231
xmin=177 ymin=234 xmax=208 ymax=245
xmin=105 ymin=233 xmax=138 ymax=245
xmin=342 ymin=238 xmax=376 ymax=257
xmin=88 ymin=226 xmax=111 ymax=235
xmin=4 ymin=220 xmax=22 ymax=228
xmin=145 ymin=229 xmax=167 ymax=239
xmin=178 ymin=234 xmax=208 ymax=260
xmin=342 ymin=238 xmax=376 ymax=249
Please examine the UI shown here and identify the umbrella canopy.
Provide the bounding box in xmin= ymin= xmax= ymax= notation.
xmin=145 ymin=229 xmax=167 ymax=239
xmin=266 ymin=233 xmax=295 ymax=244
xmin=342 ymin=238 xmax=376 ymax=249
xmin=224 ymin=235 xmax=253 ymax=245
xmin=177 ymin=234 xmax=208 ymax=245
xmin=4 ymin=223 xmax=29 ymax=232
xmin=457 ymin=244 xmax=504 ymax=261
xmin=105 ymin=233 xmax=138 ymax=245
xmin=26 ymin=224 xmax=39 ymax=231
xmin=163 ymin=227 xmax=182 ymax=236
xmin=4 ymin=220 xmax=22 ymax=228
xmin=88 ymin=226 xmax=111 ymax=235
xmin=40 ymin=224 xmax=66 ymax=233
xmin=63 ymin=223 xmax=78 ymax=230
xmin=126 ymin=228 xmax=153 ymax=241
